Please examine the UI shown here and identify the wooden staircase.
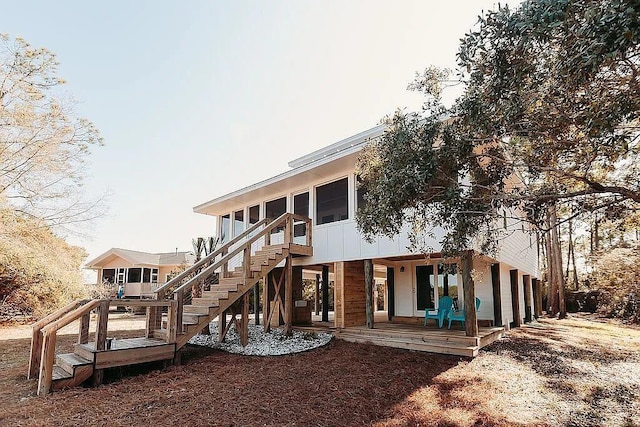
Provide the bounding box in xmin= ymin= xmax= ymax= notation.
xmin=160 ymin=243 xmax=295 ymax=349
xmin=29 ymin=213 xmax=312 ymax=395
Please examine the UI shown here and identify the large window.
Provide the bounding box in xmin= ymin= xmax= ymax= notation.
xmin=294 ymin=192 xmax=309 ymax=237
xmin=266 ymin=197 xmax=287 ymax=234
xmin=249 ymin=205 xmax=260 ymax=225
xmin=143 ymin=268 xmax=159 ymax=283
xmin=316 ymin=178 xmax=348 ymax=225
xmin=220 ymin=214 xmax=230 ymax=243
xmin=416 ymin=265 xmax=435 ymax=310
xmin=127 ymin=268 xmax=142 ymax=283
xmin=234 ymin=209 xmax=244 ymax=237
xmin=102 ymin=269 xmax=115 ymax=284
xmin=437 ymin=263 xmax=458 ymax=300
xmin=265 ymin=197 xmax=286 ymax=219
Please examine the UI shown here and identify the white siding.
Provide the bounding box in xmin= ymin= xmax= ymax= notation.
xmin=497 ymin=208 xmax=539 ymax=277
xmin=472 ymin=265 xmax=494 ymax=322
xmin=500 ymin=264 xmax=514 ymax=327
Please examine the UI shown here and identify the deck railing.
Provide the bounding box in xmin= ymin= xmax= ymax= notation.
xmin=30 ymin=298 xmax=177 ymax=395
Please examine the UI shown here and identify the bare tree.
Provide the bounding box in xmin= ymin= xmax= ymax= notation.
xmin=0 ymin=35 xmax=104 ymax=231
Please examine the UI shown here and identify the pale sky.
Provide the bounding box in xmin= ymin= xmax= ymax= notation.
xmin=2 ymin=1 xmax=521 ymax=280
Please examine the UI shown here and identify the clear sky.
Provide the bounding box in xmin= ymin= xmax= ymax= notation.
xmin=2 ymin=0 xmax=520 ymax=280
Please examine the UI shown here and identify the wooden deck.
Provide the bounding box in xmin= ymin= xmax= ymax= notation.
xmin=296 ymin=318 xmax=504 ymax=357
xmin=74 ymin=338 xmax=175 ymax=369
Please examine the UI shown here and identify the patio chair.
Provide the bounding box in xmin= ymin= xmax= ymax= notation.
xmin=447 ymin=297 xmax=481 ymax=329
xmin=424 ymin=296 xmax=453 ymax=328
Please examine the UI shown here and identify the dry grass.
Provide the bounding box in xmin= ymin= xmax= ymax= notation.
xmin=0 ymin=315 xmax=639 ymax=426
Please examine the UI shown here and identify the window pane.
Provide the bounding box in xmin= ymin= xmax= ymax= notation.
xmin=220 ymin=214 xmax=230 ymax=243
xmin=265 ymin=197 xmax=286 ymax=219
xmin=143 ymin=268 xmax=151 ymax=282
xmin=127 ymin=268 xmax=142 ymax=283
xmin=294 ymin=192 xmax=309 ymax=237
xmin=234 ymin=210 xmax=244 ymax=237
xmin=316 ymin=178 xmax=348 ymax=225
xmin=249 ymin=205 xmax=260 ymax=224
xmin=416 ymin=265 xmax=435 ymax=310
xmin=102 ymin=269 xmax=115 ymax=283
xmin=294 ymin=192 xmax=309 ymax=216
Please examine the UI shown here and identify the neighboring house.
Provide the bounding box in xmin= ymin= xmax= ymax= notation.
xmin=193 ymin=124 xmax=539 ymax=330
xmin=86 ymin=248 xmax=195 ymax=298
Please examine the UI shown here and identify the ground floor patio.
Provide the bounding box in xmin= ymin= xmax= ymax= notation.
xmin=296 ymin=310 xmax=505 ymax=357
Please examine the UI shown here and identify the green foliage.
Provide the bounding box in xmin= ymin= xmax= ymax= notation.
xmin=0 ymin=207 xmax=89 ymax=317
xmin=356 ymin=0 xmax=640 ymax=258
xmin=589 ymin=247 xmax=640 ymax=323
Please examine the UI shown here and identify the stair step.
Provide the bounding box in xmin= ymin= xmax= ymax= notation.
xmin=191 ymin=297 xmax=221 ymax=307
xmin=52 ymin=365 xmax=73 ymax=381
xmin=183 ymin=305 xmax=213 ymax=315
xmin=56 ymin=353 xmax=92 ymax=374
xmin=218 ymin=277 xmax=245 ymax=286
xmin=208 ymin=284 xmax=239 ymax=292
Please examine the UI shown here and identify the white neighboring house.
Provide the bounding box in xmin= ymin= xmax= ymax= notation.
xmin=193 ymin=124 xmax=539 ymax=329
xmin=86 ymin=248 xmax=195 ymax=298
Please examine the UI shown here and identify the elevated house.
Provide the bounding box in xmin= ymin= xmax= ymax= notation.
xmin=192 ymin=124 xmax=541 ymax=353
xmin=30 ymin=125 xmax=541 ymax=395
xmin=86 ymin=248 xmax=195 ymax=298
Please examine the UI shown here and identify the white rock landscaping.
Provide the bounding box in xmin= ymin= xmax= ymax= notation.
xmin=188 ymin=322 xmax=333 ymax=356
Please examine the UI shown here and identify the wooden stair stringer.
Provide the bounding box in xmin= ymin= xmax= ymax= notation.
xmin=175 ymin=246 xmax=290 ymax=349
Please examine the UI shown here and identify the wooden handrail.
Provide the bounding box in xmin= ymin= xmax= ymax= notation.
xmin=28 ymin=298 xmax=90 ymax=380
xmin=154 ymin=217 xmax=270 ymax=296
xmin=171 ymin=212 xmax=296 ymax=295
xmin=32 ymin=299 xmax=90 ymax=329
xmin=41 ymin=299 xmax=103 ymax=334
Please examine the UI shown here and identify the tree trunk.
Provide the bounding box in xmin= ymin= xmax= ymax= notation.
xmin=549 ymin=205 xmax=566 ymax=318
xmin=544 ymin=213 xmax=558 ymax=316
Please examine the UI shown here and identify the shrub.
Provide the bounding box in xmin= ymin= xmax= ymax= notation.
xmin=0 ymin=207 xmax=89 ymax=318
xmin=589 ymin=248 xmax=640 ymax=324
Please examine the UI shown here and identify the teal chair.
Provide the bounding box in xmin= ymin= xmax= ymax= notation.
xmin=424 ymin=296 xmax=453 ymax=328
xmin=447 ymin=297 xmax=481 ymax=329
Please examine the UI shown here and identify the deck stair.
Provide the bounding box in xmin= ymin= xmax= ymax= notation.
xmin=28 ymin=213 xmax=312 ymax=395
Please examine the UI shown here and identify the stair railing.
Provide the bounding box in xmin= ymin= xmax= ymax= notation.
xmin=31 ymin=298 xmax=178 ymax=395
xmin=161 ymin=212 xmax=311 ymax=335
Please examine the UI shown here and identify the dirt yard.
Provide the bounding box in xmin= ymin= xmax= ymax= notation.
xmin=1 ymin=315 xmax=638 ymax=427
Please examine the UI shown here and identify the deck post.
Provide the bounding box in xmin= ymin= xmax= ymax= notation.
xmin=461 ymin=250 xmax=478 ymax=337
xmin=253 ymin=283 xmax=260 ymax=325
xmin=523 ymin=275 xmax=532 ymax=323
xmin=510 ymin=269 xmax=522 ymax=327
xmin=314 ymin=274 xmax=320 ymax=315
xmin=284 ymin=256 xmax=293 ymax=336
xmin=78 ymin=312 xmax=90 ymax=344
xmin=321 ymin=265 xmax=329 ymax=322
xmin=262 ymin=276 xmax=270 ymax=332
xmin=387 ymin=267 xmax=395 ymax=321
xmin=364 ymin=259 xmax=374 ymax=329
xmin=532 ymin=278 xmax=542 ymax=318
xmin=37 ymin=331 xmax=56 ymax=395
xmin=240 ymin=292 xmax=250 ymax=346
xmin=218 ymin=310 xmax=226 ymax=343
xmin=490 ymin=263 xmax=503 ymax=327
xmin=28 ymin=327 xmax=43 ymax=380
xmin=92 ymin=300 xmax=109 ymax=386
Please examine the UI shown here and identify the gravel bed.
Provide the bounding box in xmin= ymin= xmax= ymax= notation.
xmin=188 ymin=321 xmax=333 ymax=356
